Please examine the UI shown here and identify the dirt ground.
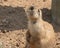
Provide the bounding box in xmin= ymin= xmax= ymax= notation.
xmin=0 ymin=0 xmax=59 ymax=48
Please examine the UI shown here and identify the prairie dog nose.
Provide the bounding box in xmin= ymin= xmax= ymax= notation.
xmin=29 ymin=6 xmax=34 ymax=10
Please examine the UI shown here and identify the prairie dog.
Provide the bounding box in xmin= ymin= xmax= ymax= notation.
xmin=25 ymin=6 xmax=56 ymax=48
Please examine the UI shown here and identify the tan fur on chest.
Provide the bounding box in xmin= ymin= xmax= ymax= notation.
xmin=28 ymin=21 xmax=56 ymax=48
xmin=28 ymin=20 xmax=46 ymax=38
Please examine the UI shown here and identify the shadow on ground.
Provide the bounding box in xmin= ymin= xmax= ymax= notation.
xmin=0 ymin=5 xmax=28 ymax=32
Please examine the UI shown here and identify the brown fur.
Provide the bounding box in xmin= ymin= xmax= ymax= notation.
xmin=25 ymin=6 xmax=56 ymax=48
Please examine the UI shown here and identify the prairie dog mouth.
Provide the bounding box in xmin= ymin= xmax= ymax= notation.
xmin=29 ymin=16 xmax=38 ymax=20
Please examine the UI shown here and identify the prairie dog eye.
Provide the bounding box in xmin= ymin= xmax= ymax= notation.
xmin=29 ymin=6 xmax=34 ymax=10
xmin=38 ymin=9 xmax=40 ymax=12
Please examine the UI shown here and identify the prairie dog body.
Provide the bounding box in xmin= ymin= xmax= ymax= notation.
xmin=25 ymin=6 xmax=56 ymax=48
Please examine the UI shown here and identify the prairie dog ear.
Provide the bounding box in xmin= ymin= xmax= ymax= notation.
xmin=38 ymin=9 xmax=42 ymax=18
xmin=23 ymin=6 xmax=29 ymax=12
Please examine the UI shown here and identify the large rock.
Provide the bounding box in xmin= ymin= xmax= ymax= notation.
xmin=52 ymin=0 xmax=60 ymax=25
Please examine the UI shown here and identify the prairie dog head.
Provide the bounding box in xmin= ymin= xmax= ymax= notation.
xmin=25 ymin=6 xmax=42 ymax=21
